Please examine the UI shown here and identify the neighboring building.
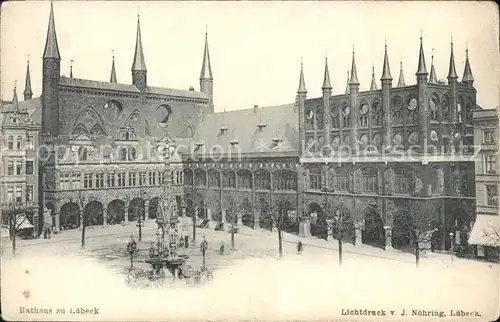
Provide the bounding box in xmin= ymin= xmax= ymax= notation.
xmin=9 ymin=3 xmax=214 ymax=234
xmin=182 ymin=37 xmax=479 ymax=252
xmin=0 ymin=75 xmax=41 ymax=236
xmin=469 ymin=107 xmax=500 ymax=261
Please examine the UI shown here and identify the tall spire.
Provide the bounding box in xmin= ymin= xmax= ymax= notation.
xmin=429 ymin=48 xmax=438 ymax=84
xmin=297 ymin=59 xmax=307 ymax=94
xmin=110 ymin=50 xmax=117 ymax=83
xmin=370 ymin=64 xmax=378 ymax=91
xmin=23 ymin=56 xmax=33 ymax=100
xmin=322 ymin=56 xmax=332 ymax=90
xmin=70 ymin=60 xmax=73 ymax=78
xmin=416 ymin=35 xmax=428 ymax=76
xmin=397 ymin=61 xmax=406 ymax=86
xmin=447 ymin=36 xmax=458 ymax=80
xmin=200 ymin=27 xmax=213 ymax=80
xmin=381 ymin=39 xmax=392 ymax=81
xmin=131 ymin=14 xmax=147 ymax=72
xmin=349 ymin=47 xmax=359 ymax=85
xmin=43 ymin=2 xmax=61 ymax=59
xmin=345 ymin=70 xmax=350 ymax=94
xmin=12 ymin=81 xmax=19 ymax=112
xmin=462 ymin=43 xmax=474 ymax=85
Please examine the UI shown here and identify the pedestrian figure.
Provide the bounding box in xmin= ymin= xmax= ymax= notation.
xmin=219 ymin=243 xmax=225 ymax=255
xmin=43 ymin=228 xmax=47 ymax=239
xmin=297 ymin=240 xmax=303 ymax=255
xmin=184 ymin=235 xmax=189 ymax=248
xmin=48 ymin=228 xmax=51 ymax=239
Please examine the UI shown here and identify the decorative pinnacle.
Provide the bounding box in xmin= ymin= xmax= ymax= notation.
xmin=27 ymin=54 xmax=29 ymax=63
xmin=112 ymin=49 xmax=114 ymax=59
xmin=14 ymin=80 xmax=17 ymax=91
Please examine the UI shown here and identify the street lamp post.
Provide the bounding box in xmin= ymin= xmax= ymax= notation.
xmin=200 ymin=237 xmax=208 ymax=269
xmin=127 ymin=235 xmax=137 ymax=269
xmin=334 ymin=208 xmax=343 ymax=266
xmin=449 ymin=232 xmax=454 ymax=265
xmin=137 ymin=190 xmax=147 ymax=242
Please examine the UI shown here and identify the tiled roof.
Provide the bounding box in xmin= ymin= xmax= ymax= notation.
xmin=146 ymin=86 xmax=208 ymax=100
xmin=59 ymin=77 xmax=141 ymax=93
xmin=1 ymin=97 xmax=42 ymax=127
xmin=190 ymin=103 xmax=298 ymax=157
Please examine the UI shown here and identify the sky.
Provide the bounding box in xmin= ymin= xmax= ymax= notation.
xmin=1 ymin=1 xmax=499 ymax=112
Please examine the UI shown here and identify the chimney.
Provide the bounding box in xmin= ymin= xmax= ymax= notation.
xmin=253 ymin=105 xmax=259 ymax=113
xmin=189 ymin=86 xmax=195 ymax=91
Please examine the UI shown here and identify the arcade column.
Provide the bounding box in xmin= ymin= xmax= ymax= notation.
xmin=354 ymin=223 xmax=363 ymax=246
xmin=384 ymin=225 xmax=393 ymax=251
xmin=124 ymin=209 xmax=129 ymax=223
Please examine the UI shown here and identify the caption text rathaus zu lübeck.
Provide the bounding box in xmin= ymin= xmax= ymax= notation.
xmin=341 ymin=308 xmax=481 ymax=317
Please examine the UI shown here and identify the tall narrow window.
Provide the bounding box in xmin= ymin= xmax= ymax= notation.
xmin=118 ymin=173 xmax=126 ymax=187
xmin=139 ymin=172 xmax=146 ymax=186
xmin=26 ymin=185 xmax=34 ymax=202
xmin=107 ymin=172 xmax=115 ymax=187
xmin=7 ymin=161 xmax=14 ymax=175
xmin=394 ymin=167 xmax=412 ymax=194
xmin=72 ymin=173 xmax=81 ymax=189
xmin=362 ymin=168 xmax=377 ymax=192
xmin=222 ymin=171 xmax=236 ymax=188
xmin=149 ymin=172 xmax=156 ymax=185
xmin=484 ymin=130 xmax=495 ymax=144
xmin=485 ymin=155 xmax=496 ymax=174
xmin=7 ymin=187 xmax=14 ymax=202
xmin=308 ymin=168 xmax=322 ymax=190
xmin=8 ymin=136 xmax=13 ymax=149
xmin=79 ymin=146 xmax=88 ymax=161
xmin=84 ymin=172 xmax=93 ymax=188
xmin=16 ymin=136 xmax=22 ymax=149
xmin=128 ymin=172 xmax=136 ymax=186
xmin=96 ymin=173 xmax=104 ymax=188
xmin=237 ymin=170 xmax=252 ymax=190
xmin=27 ymin=135 xmax=34 ymax=150
xmin=254 ymin=171 xmax=270 ymax=190
xmin=194 ymin=170 xmax=206 ymax=187
xmin=15 ymin=187 xmax=22 ymax=202
xmin=16 ymin=161 xmax=22 ymax=175
xmin=184 ymin=169 xmax=193 ymax=186
xmin=159 ymin=171 xmax=165 ymax=185
xmin=337 ymin=169 xmax=349 ymax=191
xmin=25 ymin=161 xmax=33 ymax=175
xmin=208 ymin=171 xmax=220 ymax=187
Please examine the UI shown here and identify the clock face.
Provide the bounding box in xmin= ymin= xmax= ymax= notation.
xmin=431 ymin=130 xmax=439 ymax=141
xmin=408 ymin=132 xmax=419 ymax=144
xmin=393 ymin=133 xmax=402 ymax=145
xmin=306 ymin=109 xmax=314 ymax=120
xmin=343 ymin=106 xmax=351 ymax=116
xmin=408 ymin=98 xmax=417 ymax=110
xmin=360 ymin=104 xmax=368 ymax=115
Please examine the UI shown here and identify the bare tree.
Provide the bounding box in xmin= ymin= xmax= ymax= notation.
xmin=184 ymin=189 xmax=204 ymax=243
xmin=1 ymin=202 xmax=27 ymax=257
xmin=223 ymin=193 xmax=243 ymax=250
xmin=73 ymin=192 xmax=100 ymax=249
xmin=325 ymin=201 xmax=354 ymax=266
xmin=397 ymin=202 xmax=439 ymax=267
xmin=270 ymin=197 xmax=294 ymax=260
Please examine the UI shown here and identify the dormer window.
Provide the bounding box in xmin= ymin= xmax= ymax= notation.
xmin=230 ymin=138 xmax=239 ymax=146
xmin=10 ymin=113 xmax=19 ymax=124
xmin=257 ymin=122 xmax=267 ymax=130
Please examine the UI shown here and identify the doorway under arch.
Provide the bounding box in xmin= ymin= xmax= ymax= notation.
xmin=361 ymin=207 xmax=385 ymax=248
xmin=107 ymin=199 xmax=126 ymax=225
xmin=84 ymin=201 xmax=104 ymax=226
xmin=60 ymin=202 xmax=80 ymax=230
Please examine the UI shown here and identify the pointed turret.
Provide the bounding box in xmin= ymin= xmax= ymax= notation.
xmin=462 ymin=45 xmax=474 ymax=86
xmin=349 ymin=48 xmax=359 ymax=85
xmin=200 ymin=28 xmax=214 ymax=111
xmin=370 ymin=64 xmax=378 ymax=91
xmin=110 ymin=51 xmax=117 ymax=83
xmin=43 ymin=2 xmax=61 ymax=59
xmin=297 ymin=61 xmax=307 ymax=94
xmin=345 ymin=70 xmax=350 ymax=94
xmin=70 ymin=60 xmax=73 ymax=78
xmin=429 ymin=49 xmax=438 ymax=84
xmin=447 ymin=37 xmax=458 ymax=80
xmin=42 ymin=2 xmax=61 ymax=137
xmin=131 ymin=14 xmax=147 ymax=91
xmin=381 ymin=40 xmax=392 ymax=81
xmin=322 ymin=57 xmax=332 ymax=90
xmin=397 ymin=61 xmax=406 ymax=87
xmin=23 ymin=57 xmax=33 ymax=101
xmin=200 ymin=30 xmax=213 ymax=80
xmin=12 ymin=83 xmax=19 ymax=112
xmin=131 ymin=15 xmax=147 ymax=72
xmin=416 ymin=36 xmax=428 ymax=76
